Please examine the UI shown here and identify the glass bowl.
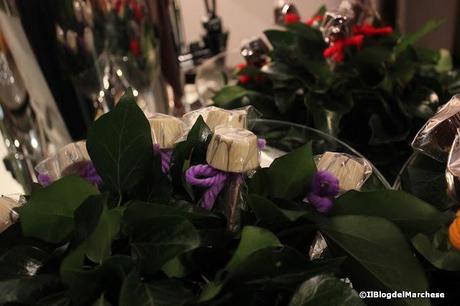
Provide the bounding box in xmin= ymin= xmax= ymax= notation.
xmin=195 ymin=50 xmax=242 ymax=106
xmin=251 ymin=119 xmax=391 ymax=191
xmin=394 ymin=152 xmax=454 ymax=210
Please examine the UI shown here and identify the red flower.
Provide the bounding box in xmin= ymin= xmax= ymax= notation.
xmin=284 ymin=13 xmax=300 ymax=25
xmin=238 ymin=75 xmax=251 ymax=85
xmin=130 ymin=0 xmax=143 ymax=23
xmin=130 ymin=38 xmax=141 ymax=57
xmin=306 ymin=15 xmax=323 ymax=26
xmin=353 ymin=23 xmax=393 ymax=36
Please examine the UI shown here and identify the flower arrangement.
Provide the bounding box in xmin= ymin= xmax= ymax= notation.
xmin=212 ymin=4 xmax=460 ymax=179
xmin=0 ymin=91 xmax=455 ymax=305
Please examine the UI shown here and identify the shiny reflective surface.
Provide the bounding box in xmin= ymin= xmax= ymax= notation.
xmin=195 ymin=49 xmax=242 ymax=106
xmin=252 ymin=119 xmax=391 ymax=191
xmin=55 ymin=0 xmax=168 ymax=116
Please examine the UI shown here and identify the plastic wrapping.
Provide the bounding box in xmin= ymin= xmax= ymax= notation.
xmin=274 ymin=1 xmax=299 ymax=25
xmin=315 ymin=151 xmax=372 ymax=192
xmin=0 ymin=195 xmax=22 ymax=233
xmin=240 ymin=37 xmax=270 ymax=66
xmin=206 ymin=126 xmax=259 ymax=173
xmin=337 ymin=0 xmax=375 ymax=24
xmin=206 ymin=126 xmax=261 ymax=232
xmin=446 ymin=132 xmax=460 ymax=202
xmin=321 ymin=10 xmax=353 ymax=43
xmin=412 ymin=95 xmax=460 ymax=161
xmin=35 ymin=141 xmax=90 ymax=184
xmin=148 ymin=113 xmax=185 ymax=149
xmin=182 ymin=106 xmax=259 ymax=136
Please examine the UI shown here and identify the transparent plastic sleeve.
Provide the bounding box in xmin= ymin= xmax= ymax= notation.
xmin=35 ymin=140 xmax=90 ymax=184
xmin=206 ymin=126 xmax=261 ymax=232
xmin=206 ymin=126 xmax=259 ymax=173
xmin=0 ymin=195 xmax=22 ymax=233
xmin=315 ymin=151 xmax=372 ymax=192
xmin=147 ymin=113 xmax=185 ymax=149
xmin=181 ymin=106 xmax=260 ymax=137
xmin=412 ymin=95 xmax=460 ymax=161
xmin=446 ymin=132 xmax=460 ymax=202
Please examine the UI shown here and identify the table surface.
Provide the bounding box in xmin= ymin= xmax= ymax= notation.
xmin=0 ymin=133 xmax=24 ymax=196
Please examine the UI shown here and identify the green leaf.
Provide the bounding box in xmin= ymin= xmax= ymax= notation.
xmin=264 ymin=30 xmax=296 ymax=49
xmin=333 ymin=190 xmax=446 ymax=237
xmin=126 ymin=216 xmax=200 ymax=274
xmin=262 ymin=62 xmax=300 ymax=81
xmin=368 ymin=114 xmax=409 ymax=145
xmin=19 ymin=176 xmax=99 ymax=243
xmin=119 ymin=270 xmax=193 ymax=306
xmin=0 ymin=275 xmax=63 ymax=305
xmin=395 ymin=20 xmax=444 ymax=54
xmin=74 ymin=194 xmax=105 ymax=242
xmin=200 ymin=247 xmax=344 ymax=302
xmin=123 ymin=201 xmax=223 ymax=229
xmin=321 ymin=216 xmax=429 ymax=306
xmin=0 ymin=245 xmax=50 ymax=280
xmin=74 ymin=194 xmax=123 ymax=263
xmin=213 ymin=86 xmax=254 ymax=107
xmin=247 ymin=194 xmax=309 ymax=226
xmin=289 ymin=275 xmax=365 ymax=306
xmin=86 ymin=90 xmax=154 ymax=195
xmin=85 ymin=207 xmax=123 ymax=264
xmin=225 ymin=226 xmax=282 ymax=272
xmin=171 ymin=116 xmax=212 ymax=197
xmin=412 ymin=230 xmax=460 ymax=271
xmin=92 ymin=294 xmax=111 ymax=306
xmin=266 ymin=142 xmax=316 ymax=199
xmin=310 ymin=101 xmax=345 ymax=137
xmin=285 ymin=23 xmax=323 ymax=42
xmin=435 ymin=48 xmax=453 ymax=73
xmin=274 ymin=88 xmax=298 ymax=113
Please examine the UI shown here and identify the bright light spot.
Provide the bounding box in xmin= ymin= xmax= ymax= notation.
xmin=31 ymin=138 xmax=38 ymax=149
xmin=14 ymin=139 xmax=20 ymax=148
xmin=132 ymin=89 xmax=139 ymax=97
xmin=116 ymin=69 xmax=123 ymax=77
xmin=99 ymin=90 xmax=105 ymax=98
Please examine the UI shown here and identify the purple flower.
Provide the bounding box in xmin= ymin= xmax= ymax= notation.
xmin=304 ymin=171 xmax=340 ymax=213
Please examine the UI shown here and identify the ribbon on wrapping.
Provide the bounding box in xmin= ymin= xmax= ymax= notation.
xmin=324 ymin=24 xmax=393 ymax=63
xmin=37 ymin=162 xmax=103 ymax=187
xmin=353 ymin=23 xmax=393 ymax=36
xmin=153 ymin=144 xmax=173 ymax=174
xmin=306 ymin=15 xmax=323 ymax=26
xmin=323 ymin=34 xmax=364 ymax=63
xmin=304 ymin=170 xmax=340 ymax=213
xmin=186 ymin=138 xmax=266 ymax=210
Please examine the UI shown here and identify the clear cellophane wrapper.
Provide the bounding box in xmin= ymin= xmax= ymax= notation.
xmin=180 ymin=106 xmax=260 ymax=141
xmin=446 ymin=131 xmax=460 ymax=201
xmin=205 ymin=126 xmax=261 ymax=232
xmin=147 ymin=113 xmax=185 ymax=149
xmin=35 ymin=140 xmax=91 ymax=183
xmin=315 ymin=151 xmax=372 ymax=192
xmin=412 ymin=95 xmax=460 ymax=161
xmin=0 ymin=195 xmax=23 ymax=233
xmin=310 ymin=151 xmax=372 ymax=260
